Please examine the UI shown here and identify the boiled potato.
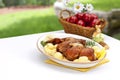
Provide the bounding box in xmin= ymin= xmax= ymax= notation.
xmin=73 ymin=59 xmax=79 ymax=62
xmin=53 ymin=52 xmax=64 ymax=60
xmin=73 ymin=56 xmax=91 ymax=62
xmin=78 ymin=56 xmax=91 ymax=62
xmin=44 ymin=43 xmax=57 ymax=56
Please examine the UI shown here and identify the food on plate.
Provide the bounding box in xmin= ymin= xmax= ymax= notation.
xmin=53 ymin=52 xmax=64 ymax=60
xmin=80 ymin=48 xmax=96 ymax=61
xmin=41 ymin=35 xmax=106 ymax=63
xmin=44 ymin=43 xmax=57 ymax=56
xmin=65 ymin=46 xmax=81 ymax=61
xmin=74 ymin=56 xmax=91 ymax=62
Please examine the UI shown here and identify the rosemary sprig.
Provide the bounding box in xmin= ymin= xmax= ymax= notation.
xmin=86 ymin=41 xmax=95 ymax=47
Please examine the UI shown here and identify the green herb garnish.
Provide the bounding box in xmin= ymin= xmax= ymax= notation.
xmin=41 ymin=41 xmax=47 ymax=47
xmin=86 ymin=41 xmax=95 ymax=47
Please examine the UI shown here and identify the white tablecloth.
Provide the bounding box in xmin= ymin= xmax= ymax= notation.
xmin=0 ymin=30 xmax=120 ymax=80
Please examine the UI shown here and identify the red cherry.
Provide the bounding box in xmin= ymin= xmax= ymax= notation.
xmin=76 ymin=13 xmax=84 ymax=20
xmin=91 ymin=14 xmax=98 ymax=20
xmin=69 ymin=16 xmax=78 ymax=23
xmin=90 ymin=19 xmax=101 ymax=27
xmin=66 ymin=18 xmax=70 ymax=22
xmin=85 ymin=22 xmax=91 ymax=27
xmin=77 ymin=20 xmax=85 ymax=26
xmin=83 ymin=13 xmax=92 ymax=22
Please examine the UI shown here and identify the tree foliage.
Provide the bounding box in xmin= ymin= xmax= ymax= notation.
xmin=0 ymin=0 xmax=5 ymax=7
xmin=1 ymin=0 xmax=56 ymax=7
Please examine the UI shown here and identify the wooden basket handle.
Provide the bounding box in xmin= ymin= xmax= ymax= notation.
xmin=100 ymin=18 xmax=106 ymax=25
xmin=101 ymin=18 xmax=106 ymax=27
xmin=94 ymin=18 xmax=106 ymax=30
xmin=60 ymin=10 xmax=72 ymax=18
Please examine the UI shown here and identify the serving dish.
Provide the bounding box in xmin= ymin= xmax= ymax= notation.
xmin=37 ymin=32 xmax=106 ymax=68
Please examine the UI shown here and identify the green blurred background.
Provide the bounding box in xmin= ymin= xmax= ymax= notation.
xmin=0 ymin=0 xmax=120 ymax=39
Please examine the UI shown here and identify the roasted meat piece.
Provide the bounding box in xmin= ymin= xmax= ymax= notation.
xmin=46 ymin=37 xmax=97 ymax=61
xmin=56 ymin=37 xmax=86 ymax=61
xmin=78 ymin=39 xmax=86 ymax=45
xmin=46 ymin=38 xmax=63 ymax=45
xmin=65 ymin=47 xmax=81 ymax=61
xmin=64 ymin=37 xmax=77 ymax=42
xmin=57 ymin=41 xmax=71 ymax=54
xmin=80 ymin=48 xmax=96 ymax=61
xmin=64 ymin=37 xmax=86 ymax=45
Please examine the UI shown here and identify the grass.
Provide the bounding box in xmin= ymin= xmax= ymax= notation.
xmin=79 ymin=0 xmax=120 ymax=11
xmin=0 ymin=0 xmax=120 ymax=39
xmin=0 ymin=8 xmax=63 ymax=38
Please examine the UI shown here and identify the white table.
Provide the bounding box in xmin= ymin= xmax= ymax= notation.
xmin=0 ymin=30 xmax=120 ymax=80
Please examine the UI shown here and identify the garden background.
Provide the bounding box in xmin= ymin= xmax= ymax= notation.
xmin=0 ymin=0 xmax=120 ymax=40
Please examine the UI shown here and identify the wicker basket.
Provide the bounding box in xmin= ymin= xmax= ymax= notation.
xmin=59 ymin=10 xmax=106 ymax=39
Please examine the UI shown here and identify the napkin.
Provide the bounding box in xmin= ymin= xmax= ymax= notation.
xmin=45 ymin=59 xmax=109 ymax=72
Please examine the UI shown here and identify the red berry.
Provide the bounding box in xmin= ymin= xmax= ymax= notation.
xmin=69 ymin=16 xmax=78 ymax=23
xmin=83 ymin=13 xmax=92 ymax=22
xmin=85 ymin=22 xmax=91 ymax=27
xmin=77 ymin=20 xmax=85 ymax=26
xmin=91 ymin=14 xmax=98 ymax=20
xmin=76 ymin=13 xmax=84 ymax=20
xmin=90 ymin=19 xmax=101 ymax=27
xmin=66 ymin=18 xmax=70 ymax=22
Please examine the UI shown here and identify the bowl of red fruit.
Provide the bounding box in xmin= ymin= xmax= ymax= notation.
xmin=59 ymin=10 xmax=106 ymax=38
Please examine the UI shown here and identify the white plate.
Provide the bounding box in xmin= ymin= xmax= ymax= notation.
xmin=37 ymin=32 xmax=106 ymax=68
